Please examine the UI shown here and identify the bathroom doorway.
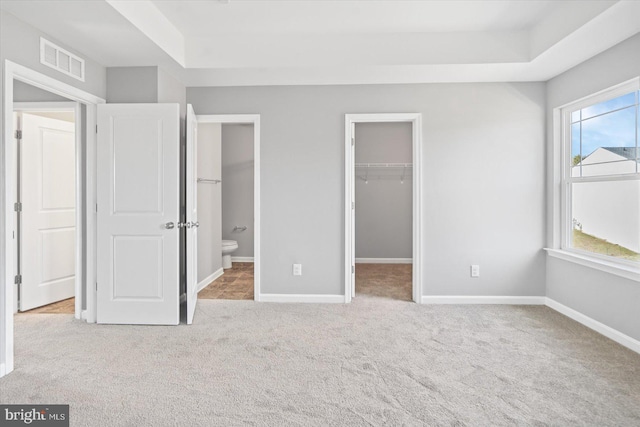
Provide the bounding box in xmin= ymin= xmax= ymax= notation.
xmin=193 ymin=115 xmax=261 ymax=301
xmin=344 ymin=114 xmax=423 ymax=304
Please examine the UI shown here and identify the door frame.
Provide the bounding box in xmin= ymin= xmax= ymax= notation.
xmin=196 ymin=114 xmax=261 ymax=301
xmin=13 ymin=101 xmax=82 ymax=316
xmin=344 ymin=113 xmax=423 ymax=304
xmin=1 ymin=60 xmax=105 ymax=377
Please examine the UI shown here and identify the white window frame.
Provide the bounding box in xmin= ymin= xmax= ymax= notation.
xmin=548 ymin=77 xmax=640 ymax=282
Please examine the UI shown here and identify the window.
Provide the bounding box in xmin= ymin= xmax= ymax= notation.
xmin=560 ymin=80 xmax=639 ymax=266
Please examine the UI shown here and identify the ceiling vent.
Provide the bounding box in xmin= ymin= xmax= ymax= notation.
xmin=39 ymin=37 xmax=85 ymax=82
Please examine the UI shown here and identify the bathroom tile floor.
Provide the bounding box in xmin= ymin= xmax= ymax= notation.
xmin=18 ymin=297 xmax=75 ymax=314
xmin=200 ymin=262 xmax=255 ymax=300
xmin=355 ymin=263 xmax=412 ymax=301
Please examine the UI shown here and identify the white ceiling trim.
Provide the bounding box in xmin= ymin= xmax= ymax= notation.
xmin=2 ymin=1 xmax=637 ymax=87
xmin=182 ymin=0 xmax=640 ymax=87
xmin=106 ymin=0 xmax=186 ymax=67
xmin=529 ymin=0 xmax=615 ymax=59
xmin=527 ymin=0 xmax=640 ymax=79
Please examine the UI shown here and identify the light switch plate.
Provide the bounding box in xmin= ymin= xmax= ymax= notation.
xmin=471 ymin=265 xmax=480 ymax=278
xmin=293 ymin=264 xmax=302 ymax=276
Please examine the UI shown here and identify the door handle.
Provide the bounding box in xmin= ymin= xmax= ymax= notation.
xmin=164 ymin=222 xmax=175 ymax=229
xmin=178 ymin=221 xmax=198 ymax=229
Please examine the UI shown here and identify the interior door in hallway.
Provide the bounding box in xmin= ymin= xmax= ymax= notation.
xmin=97 ymin=104 xmax=180 ymax=325
xmin=185 ymin=104 xmax=198 ymax=324
xmin=19 ymin=113 xmax=76 ymax=311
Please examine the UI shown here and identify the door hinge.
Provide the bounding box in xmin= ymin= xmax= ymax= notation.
xmin=14 ymin=202 xmax=22 ymax=212
xmin=352 ymin=201 xmax=355 ymax=210
xmin=96 ymin=125 xmax=98 ymax=133
xmin=15 ymin=129 xmax=22 ymax=140
xmin=351 ymin=137 xmax=355 ymax=146
xmin=95 ymin=282 xmax=98 ymax=292
xmin=95 ymin=203 xmax=98 ymax=213
xmin=14 ymin=275 xmax=22 ymax=285
xmin=351 ymin=265 xmax=355 ymax=274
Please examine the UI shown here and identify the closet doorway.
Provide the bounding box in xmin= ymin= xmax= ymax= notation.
xmin=344 ymin=114 xmax=423 ymax=304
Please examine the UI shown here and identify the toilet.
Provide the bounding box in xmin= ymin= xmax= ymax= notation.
xmin=221 ymin=240 xmax=238 ymax=269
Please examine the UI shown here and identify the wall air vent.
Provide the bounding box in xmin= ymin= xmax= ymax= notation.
xmin=39 ymin=37 xmax=85 ymax=82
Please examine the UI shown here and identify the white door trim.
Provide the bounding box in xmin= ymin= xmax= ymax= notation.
xmin=2 ymin=60 xmax=105 ymax=378
xmin=344 ymin=113 xmax=423 ymax=304
xmin=13 ymin=102 xmax=81 ymax=318
xmin=196 ymin=114 xmax=261 ymax=301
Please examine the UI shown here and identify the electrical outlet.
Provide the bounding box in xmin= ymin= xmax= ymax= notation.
xmin=470 ymin=265 xmax=480 ymax=278
xmin=293 ymin=264 xmax=302 ymax=276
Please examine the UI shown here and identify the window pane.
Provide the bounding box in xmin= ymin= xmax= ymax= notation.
xmin=571 ymin=123 xmax=582 ymax=176
xmin=571 ymin=110 xmax=581 ymax=123
xmin=579 ymin=106 xmax=636 ymax=176
xmin=581 ymin=91 xmax=636 ymax=120
xmin=571 ymin=180 xmax=640 ymax=262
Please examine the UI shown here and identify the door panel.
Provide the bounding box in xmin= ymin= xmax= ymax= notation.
xmin=185 ymin=104 xmax=198 ymax=324
xmin=19 ymin=113 xmax=75 ymax=311
xmin=112 ymin=236 xmax=163 ymax=299
xmin=97 ymin=104 xmax=180 ymax=325
xmin=112 ymin=116 xmax=163 ymax=213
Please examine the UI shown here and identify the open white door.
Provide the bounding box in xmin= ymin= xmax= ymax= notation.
xmin=350 ymin=121 xmax=356 ymax=298
xmin=19 ymin=113 xmax=76 ymax=311
xmin=97 ymin=104 xmax=180 ymax=325
xmin=185 ymin=104 xmax=198 ymax=324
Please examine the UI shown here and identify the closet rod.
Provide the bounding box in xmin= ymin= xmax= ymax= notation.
xmin=197 ymin=178 xmax=222 ymax=184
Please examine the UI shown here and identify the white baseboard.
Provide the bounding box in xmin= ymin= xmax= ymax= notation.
xmin=231 ymin=257 xmax=254 ymax=263
xmin=197 ymin=268 xmax=224 ymax=293
xmin=545 ymin=298 xmax=640 ymax=355
xmin=421 ymin=296 xmax=546 ymax=305
xmin=0 ymin=363 xmax=6 ymax=377
xmin=81 ymin=310 xmax=88 ymax=321
xmin=355 ymin=258 xmax=412 ymax=264
xmin=259 ymin=294 xmax=345 ymax=303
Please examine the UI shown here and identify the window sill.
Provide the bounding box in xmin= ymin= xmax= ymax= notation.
xmin=544 ymin=249 xmax=640 ymax=282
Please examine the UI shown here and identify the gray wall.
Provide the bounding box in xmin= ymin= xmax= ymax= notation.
xmin=546 ymin=33 xmax=640 ymax=341
xmin=13 ymin=80 xmax=70 ymax=102
xmin=188 ymin=82 xmax=546 ymax=297
xmin=221 ymin=124 xmax=254 ymax=258
xmin=106 ymin=66 xmax=186 ymax=116
xmin=197 ymin=123 xmax=223 ymax=283
xmin=158 ymin=67 xmax=186 ymax=119
xmin=355 ymin=122 xmax=412 ymax=259
xmin=0 ymin=11 xmax=107 ymax=100
xmin=106 ymin=67 xmax=158 ymax=103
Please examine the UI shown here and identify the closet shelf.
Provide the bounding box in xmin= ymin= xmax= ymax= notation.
xmin=355 ymin=163 xmax=412 ymax=168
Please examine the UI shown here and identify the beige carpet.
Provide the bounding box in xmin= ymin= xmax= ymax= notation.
xmin=2 ymin=295 xmax=640 ymax=426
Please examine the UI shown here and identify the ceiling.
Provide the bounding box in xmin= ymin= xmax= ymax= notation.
xmin=2 ymin=0 xmax=639 ymax=86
